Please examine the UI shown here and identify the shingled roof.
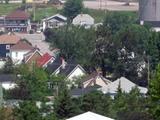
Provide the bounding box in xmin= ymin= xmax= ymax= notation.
xmin=10 ymin=40 xmax=33 ymax=51
xmin=37 ymin=53 xmax=54 ymax=67
xmin=6 ymin=10 xmax=30 ymax=20
xmin=0 ymin=34 xmax=20 ymax=44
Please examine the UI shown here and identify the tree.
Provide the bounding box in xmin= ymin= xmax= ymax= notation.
xmin=5 ymin=0 xmax=9 ymax=4
xmin=63 ymin=0 xmax=83 ymax=21
xmin=14 ymin=64 xmax=49 ymax=100
xmin=103 ymin=12 xmax=137 ymax=34
xmin=14 ymin=101 xmax=42 ymax=120
xmin=113 ymin=87 xmax=151 ymax=120
xmin=3 ymin=57 xmax=14 ymax=74
xmin=149 ymin=64 xmax=160 ymax=120
xmin=80 ymin=91 xmax=113 ymax=117
xmin=54 ymin=82 xmax=78 ymax=119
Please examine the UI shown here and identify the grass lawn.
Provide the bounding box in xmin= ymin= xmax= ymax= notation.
xmin=33 ymin=6 xmax=59 ymax=21
xmin=85 ymin=8 xmax=106 ymax=23
xmin=0 ymin=3 xmax=21 ymax=15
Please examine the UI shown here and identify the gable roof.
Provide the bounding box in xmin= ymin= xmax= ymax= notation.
xmin=46 ymin=57 xmax=62 ymax=74
xmin=37 ymin=53 xmax=54 ymax=67
xmin=0 ymin=34 xmax=20 ymax=44
xmin=82 ymin=72 xmax=111 ymax=88
xmin=67 ymin=111 xmax=114 ymax=120
xmin=100 ymin=77 xmax=148 ymax=94
xmin=24 ymin=48 xmax=42 ymax=63
xmin=73 ymin=14 xmax=94 ymax=25
xmin=43 ymin=14 xmax=67 ymax=22
xmin=6 ymin=10 xmax=30 ymax=20
xmin=10 ymin=41 xmax=34 ymax=51
xmin=59 ymin=60 xmax=86 ymax=78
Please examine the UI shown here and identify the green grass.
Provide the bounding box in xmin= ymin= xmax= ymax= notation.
xmin=0 ymin=3 xmax=21 ymax=15
xmin=33 ymin=6 xmax=59 ymax=21
xmin=85 ymin=9 xmax=106 ymax=23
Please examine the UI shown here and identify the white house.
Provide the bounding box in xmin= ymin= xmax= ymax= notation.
xmin=10 ymin=41 xmax=34 ymax=64
xmin=99 ymin=77 xmax=148 ymax=97
xmin=0 ymin=74 xmax=17 ymax=90
xmin=82 ymin=72 xmax=111 ymax=88
xmin=67 ymin=111 xmax=114 ymax=120
xmin=72 ymin=14 xmax=94 ymax=28
xmin=46 ymin=57 xmax=86 ymax=82
xmin=42 ymin=14 xmax=67 ymax=31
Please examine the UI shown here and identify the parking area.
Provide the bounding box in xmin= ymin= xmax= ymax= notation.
xmin=15 ymin=33 xmax=54 ymax=55
xmin=84 ymin=0 xmax=138 ymax=11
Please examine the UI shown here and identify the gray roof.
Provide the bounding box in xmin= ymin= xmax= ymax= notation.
xmin=70 ymin=85 xmax=101 ymax=97
xmin=0 ymin=74 xmax=17 ymax=82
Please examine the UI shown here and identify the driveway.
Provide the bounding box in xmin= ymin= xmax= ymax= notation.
xmin=15 ymin=33 xmax=54 ymax=55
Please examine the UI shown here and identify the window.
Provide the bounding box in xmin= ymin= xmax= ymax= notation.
xmin=6 ymin=45 xmax=10 ymax=50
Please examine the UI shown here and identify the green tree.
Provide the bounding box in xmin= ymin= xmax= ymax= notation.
xmin=54 ymin=82 xmax=78 ymax=119
xmin=15 ymin=65 xmax=49 ymax=100
xmin=149 ymin=64 xmax=160 ymax=120
xmin=63 ymin=0 xmax=83 ymax=21
xmin=103 ymin=12 xmax=137 ymax=34
xmin=14 ymin=101 xmax=42 ymax=120
xmin=3 ymin=57 xmax=14 ymax=74
xmin=80 ymin=91 xmax=112 ymax=117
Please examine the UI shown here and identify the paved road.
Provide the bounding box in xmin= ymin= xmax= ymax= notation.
xmin=84 ymin=0 xmax=138 ymax=11
xmin=15 ymin=33 xmax=53 ymax=55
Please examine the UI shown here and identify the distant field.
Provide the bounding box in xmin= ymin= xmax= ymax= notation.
xmin=0 ymin=3 xmax=137 ymax=23
xmin=33 ymin=6 xmax=58 ymax=21
xmin=0 ymin=3 xmax=21 ymax=15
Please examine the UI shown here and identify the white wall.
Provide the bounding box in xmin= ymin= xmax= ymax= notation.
xmin=68 ymin=66 xmax=85 ymax=81
xmin=2 ymin=82 xmax=16 ymax=90
xmin=11 ymin=50 xmax=30 ymax=64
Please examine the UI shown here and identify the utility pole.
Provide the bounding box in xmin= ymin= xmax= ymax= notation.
xmin=0 ymin=82 xmax=3 ymax=108
xmin=147 ymin=56 xmax=150 ymax=88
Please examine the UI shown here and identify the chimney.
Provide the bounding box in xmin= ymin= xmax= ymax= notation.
xmin=61 ymin=57 xmax=66 ymax=69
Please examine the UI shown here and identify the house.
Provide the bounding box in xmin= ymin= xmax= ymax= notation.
xmin=10 ymin=40 xmax=34 ymax=64
xmin=0 ymin=34 xmax=20 ymax=57
xmin=82 ymin=72 xmax=111 ymax=88
xmin=66 ymin=111 xmax=114 ymax=120
xmin=5 ymin=10 xmax=31 ymax=32
xmin=99 ymin=77 xmax=148 ymax=97
xmin=72 ymin=14 xmax=94 ymax=28
xmin=37 ymin=53 xmax=55 ymax=68
xmin=0 ymin=74 xmax=17 ymax=90
xmin=42 ymin=14 xmax=67 ymax=31
xmin=24 ymin=48 xmax=43 ymax=65
xmin=46 ymin=58 xmax=86 ymax=81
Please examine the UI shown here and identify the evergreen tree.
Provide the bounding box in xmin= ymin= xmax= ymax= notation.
xmin=149 ymin=64 xmax=160 ymax=120
xmin=54 ymin=83 xmax=78 ymax=119
xmin=63 ymin=0 xmax=83 ymax=21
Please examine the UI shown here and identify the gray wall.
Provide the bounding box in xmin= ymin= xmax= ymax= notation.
xmin=139 ymin=0 xmax=160 ymax=22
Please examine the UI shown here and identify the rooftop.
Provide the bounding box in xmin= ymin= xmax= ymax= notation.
xmin=10 ymin=40 xmax=34 ymax=51
xmin=5 ymin=10 xmax=30 ymax=20
xmin=37 ymin=53 xmax=53 ymax=67
xmin=0 ymin=34 xmax=20 ymax=44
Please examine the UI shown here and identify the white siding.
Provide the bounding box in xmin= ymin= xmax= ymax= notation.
xmin=68 ymin=67 xmax=85 ymax=81
xmin=2 ymin=82 xmax=16 ymax=90
xmin=11 ymin=50 xmax=30 ymax=64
